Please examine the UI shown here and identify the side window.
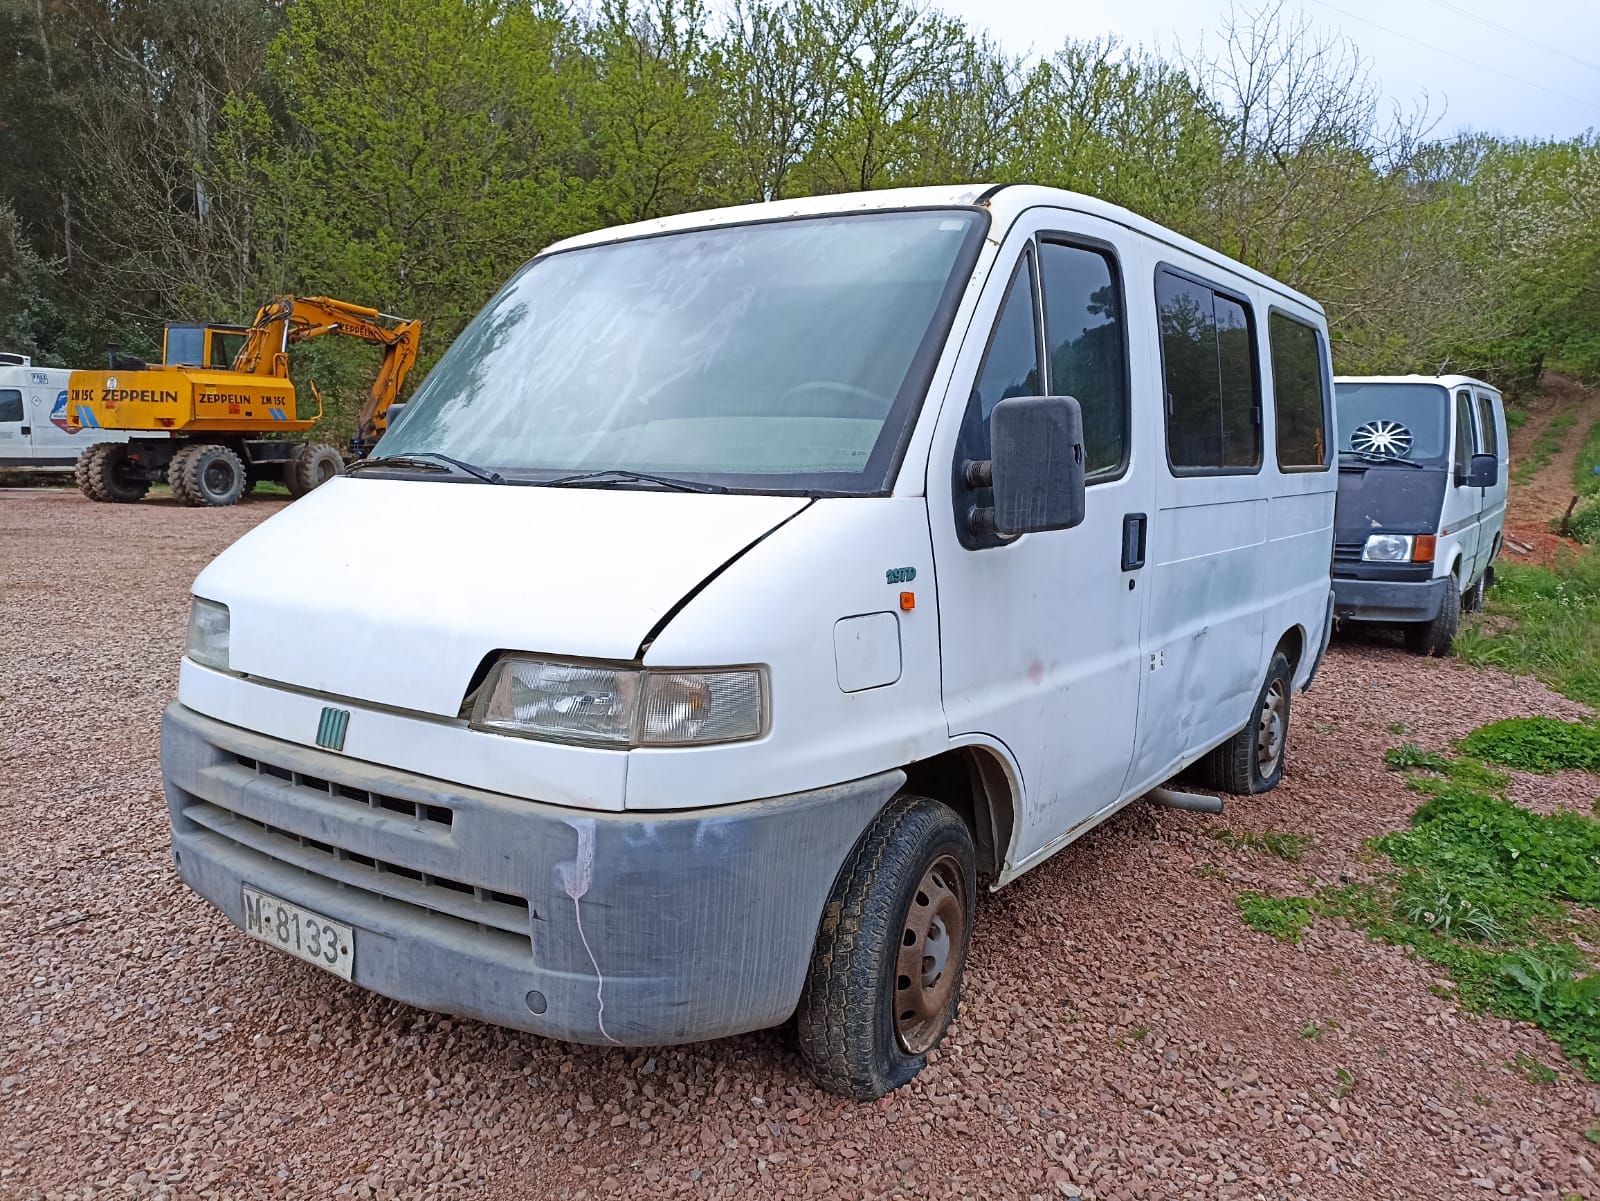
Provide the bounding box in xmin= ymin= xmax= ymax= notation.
xmin=1268 ymin=312 xmax=1329 ymax=470
xmin=1157 ymin=267 xmax=1261 ymax=474
xmin=1039 ymin=241 xmax=1128 ymax=479
xmin=1476 ymin=392 xmax=1499 ymax=459
xmin=0 ymin=389 xmax=23 ymax=423
xmin=965 ymin=252 xmax=1042 ymax=461
xmin=1453 ymin=390 xmax=1475 ymax=477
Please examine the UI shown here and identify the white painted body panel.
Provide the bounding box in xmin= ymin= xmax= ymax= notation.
xmin=177 ymin=184 xmax=1336 ymax=887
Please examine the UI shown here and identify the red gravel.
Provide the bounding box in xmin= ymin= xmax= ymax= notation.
xmin=3 ymin=490 xmax=1599 ymax=1201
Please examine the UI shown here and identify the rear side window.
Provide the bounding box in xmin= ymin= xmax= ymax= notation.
xmin=1268 ymin=312 xmax=1329 ymax=470
xmin=1476 ymin=392 xmax=1499 ymax=458
xmin=1157 ymin=267 xmax=1261 ymax=474
xmin=0 ymin=389 xmax=22 ymax=423
xmin=1039 ymin=241 xmax=1128 ymax=479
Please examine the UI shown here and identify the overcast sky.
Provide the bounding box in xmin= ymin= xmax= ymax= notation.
xmin=933 ymin=0 xmax=1600 ymax=141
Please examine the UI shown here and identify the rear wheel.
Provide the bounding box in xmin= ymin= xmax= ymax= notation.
xmin=75 ymin=443 xmax=150 ymax=503
xmin=1201 ymin=650 xmax=1292 ymax=795
xmin=795 ymin=795 xmax=976 ymax=1100
xmin=286 ymin=443 xmax=345 ymax=499
xmin=171 ymin=443 xmax=246 ymax=508
xmin=1405 ymin=574 xmax=1459 ymax=656
xmin=1461 ymin=577 xmax=1485 ymax=613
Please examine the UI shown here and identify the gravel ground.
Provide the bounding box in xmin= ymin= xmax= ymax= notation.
xmin=3 ymin=490 xmax=1599 ymax=1201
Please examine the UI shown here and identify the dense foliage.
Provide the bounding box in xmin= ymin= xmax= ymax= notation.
xmin=2 ymin=0 xmax=1596 ymax=410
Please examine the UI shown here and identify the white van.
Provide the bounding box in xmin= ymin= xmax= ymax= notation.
xmin=1331 ymin=375 xmax=1508 ymax=655
xmin=161 ymin=185 xmax=1337 ymax=1099
xmin=0 ymin=354 xmax=135 ymax=467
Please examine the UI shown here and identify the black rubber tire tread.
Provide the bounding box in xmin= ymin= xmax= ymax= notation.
xmin=1405 ymin=573 xmax=1460 ymax=656
xmin=74 ymin=443 xmax=149 ymax=503
xmin=1461 ymin=577 xmax=1485 ymax=613
xmin=794 ymin=795 xmax=976 ymax=1101
xmin=287 ymin=443 xmax=345 ymax=499
xmin=165 ymin=443 xmax=204 ymax=506
xmin=1200 ymin=650 xmax=1293 ymax=796
xmin=172 ymin=443 xmax=246 ymax=508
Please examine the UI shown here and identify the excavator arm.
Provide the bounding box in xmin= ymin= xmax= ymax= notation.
xmin=234 ymin=295 xmax=422 ymax=452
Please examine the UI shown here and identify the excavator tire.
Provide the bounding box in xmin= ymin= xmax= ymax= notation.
xmin=75 ymin=443 xmax=150 ymax=504
xmin=286 ymin=443 xmax=345 ymax=499
xmin=171 ymin=443 xmax=247 ymax=508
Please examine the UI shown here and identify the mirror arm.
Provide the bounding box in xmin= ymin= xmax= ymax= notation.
xmin=969 ymin=504 xmax=998 ymax=537
xmin=963 ymin=458 xmax=993 ymax=489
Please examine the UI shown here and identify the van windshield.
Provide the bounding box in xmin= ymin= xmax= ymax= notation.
xmin=376 ymin=210 xmax=986 ymax=493
xmin=1334 ymin=381 xmax=1449 ymax=462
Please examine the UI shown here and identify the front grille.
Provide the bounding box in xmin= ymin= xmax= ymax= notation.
xmin=1333 ymin=540 xmax=1364 ymax=564
xmin=185 ymin=751 xmax=531 ymax=941
xmin=235 ymin=754 xmax=453 ymax=827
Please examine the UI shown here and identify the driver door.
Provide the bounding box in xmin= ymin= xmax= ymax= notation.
xmin=929 ymin=211 xmax=1152 ymax=873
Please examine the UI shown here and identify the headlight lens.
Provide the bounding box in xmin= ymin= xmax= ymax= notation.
xmin=1362 ymin=533 xmax=1415 ymax=562
xmin=473 ymin=657 xmax=765 ymax=747
xmin=186 ymin=598 xmax=230 ymax=671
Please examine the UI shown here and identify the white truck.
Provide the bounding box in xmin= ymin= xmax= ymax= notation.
xmin=1332 ymin=375 xmax=1509 ymax=655
xmin=161 ymin=185 xmax=1338 ymax=1099
xmin=0 ymin=353 xmax=137 ymax=468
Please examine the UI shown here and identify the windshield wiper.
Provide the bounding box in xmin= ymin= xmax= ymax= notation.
xmin=349 ymin=452 xmax=505 ymax=484
xmin=540 ymin=469 xmax=728 ymax=494
xmin=1339 ymin=450 xmax=1424 ymax=469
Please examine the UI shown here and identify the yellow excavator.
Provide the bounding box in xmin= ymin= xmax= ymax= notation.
xmin=65 ymin=295 xmax=421 ymax=506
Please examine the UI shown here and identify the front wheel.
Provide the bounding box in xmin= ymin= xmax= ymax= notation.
xmin=1405 ymin=574 xmax=1460 ymax=656
xmin=75 ymin=443 xmax=150 ymax=503
xmin=1201 ymin=650 xmax=1293 ymax=795
xmin=795 ymin=796 xmax=976 ymax=1100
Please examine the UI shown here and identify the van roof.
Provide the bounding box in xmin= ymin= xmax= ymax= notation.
xmin=540 ymin=184 xmax=1325 ymax=317
xmin=1335 ymin=374 xmax=1500 ymax=395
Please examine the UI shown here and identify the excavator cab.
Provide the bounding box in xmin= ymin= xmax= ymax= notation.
xmin=163 ymin=323 xmax=251 ymax=370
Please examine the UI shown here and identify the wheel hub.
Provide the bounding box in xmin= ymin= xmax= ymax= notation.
xmin=893 ymin=854 xmax=968 ymax=1055
xmin=1257 ymin=679 xmax=1287 ymax=775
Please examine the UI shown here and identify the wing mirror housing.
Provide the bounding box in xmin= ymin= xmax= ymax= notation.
xmin=1460 ymin=452 xmax=1498 ymax=488
xmin=968 ymin=395 xmax=1087 ymax=538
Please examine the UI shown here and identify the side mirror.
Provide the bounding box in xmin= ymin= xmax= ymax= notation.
xmin=969 ymin=395 xmax=1087 ymax=537
xmin=1460 ymin=452 xmax=1498 ymax=489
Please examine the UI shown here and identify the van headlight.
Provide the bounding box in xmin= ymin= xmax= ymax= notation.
xmin=1361 ymin=533 xmax=1436 ymax=563
xmin=186 ymin=598 xmax=231 ymax=671
xmin=471 ymin=656 xmax=766 ymax=747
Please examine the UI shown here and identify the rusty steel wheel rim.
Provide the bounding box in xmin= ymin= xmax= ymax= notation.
xmin=893 ymin=853 xmax=968 ymax=1055
xmin=1257 ymin=678 xmax=1288 ymax=776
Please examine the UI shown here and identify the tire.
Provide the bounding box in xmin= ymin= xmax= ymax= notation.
xmin=286 ymin=443 xmax=345 ymax=499
xmin=1405 ymin=573 xmax=1459 ymax=657
xmin=1461 ymin=577 xmax=1485 ymax=613
xmin=1200 ymin=650 xmax=1292 ymax=796
xmin=171 ymin=443 xmax=246 ymax=508
xmin=74 ymin=443 xmax=150 ymax=503
xmin=795 ymin=795 xmax=976 ymax=1100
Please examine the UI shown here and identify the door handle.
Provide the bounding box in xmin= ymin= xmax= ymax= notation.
xmin=1121 ymin=513 xmax=1147 ymax=571
xmin=19 ymin=426 xmax=29 ymax=435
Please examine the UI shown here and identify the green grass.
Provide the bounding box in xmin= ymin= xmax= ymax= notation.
xmin=1514 ymin=411 xmax=1578 ymax=485
xmin=1507 ymin=1051 xmax=1560 ymax=1084
xmin=1208 ymin=829 xmax=1312 ymax=861
xmin=1455 ymin=555 xmax=1600 ymax=708
xmin=1459 ymin=717 xmax=1600 ymax=773
xmin=1504 ymin=406 xmax=1530 ymax=431
xmin=1235 ymin=893 xmax=1314 ymax=942
xmin=1299 ymin=742 xmax=1600 ymax=1078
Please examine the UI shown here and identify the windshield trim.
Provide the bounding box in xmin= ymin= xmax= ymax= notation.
xmin=377 ymin=206 xmax=991 ymax=499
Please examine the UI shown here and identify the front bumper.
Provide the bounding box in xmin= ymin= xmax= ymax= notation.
xmin=161 ymin=704 xmax=901 ymax=1045
xmin=1332 ymin=575 xmax=1448 ymax=623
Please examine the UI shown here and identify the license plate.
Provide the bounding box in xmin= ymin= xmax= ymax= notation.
xmin=241 ymin=886 xmax=354 ymax=980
